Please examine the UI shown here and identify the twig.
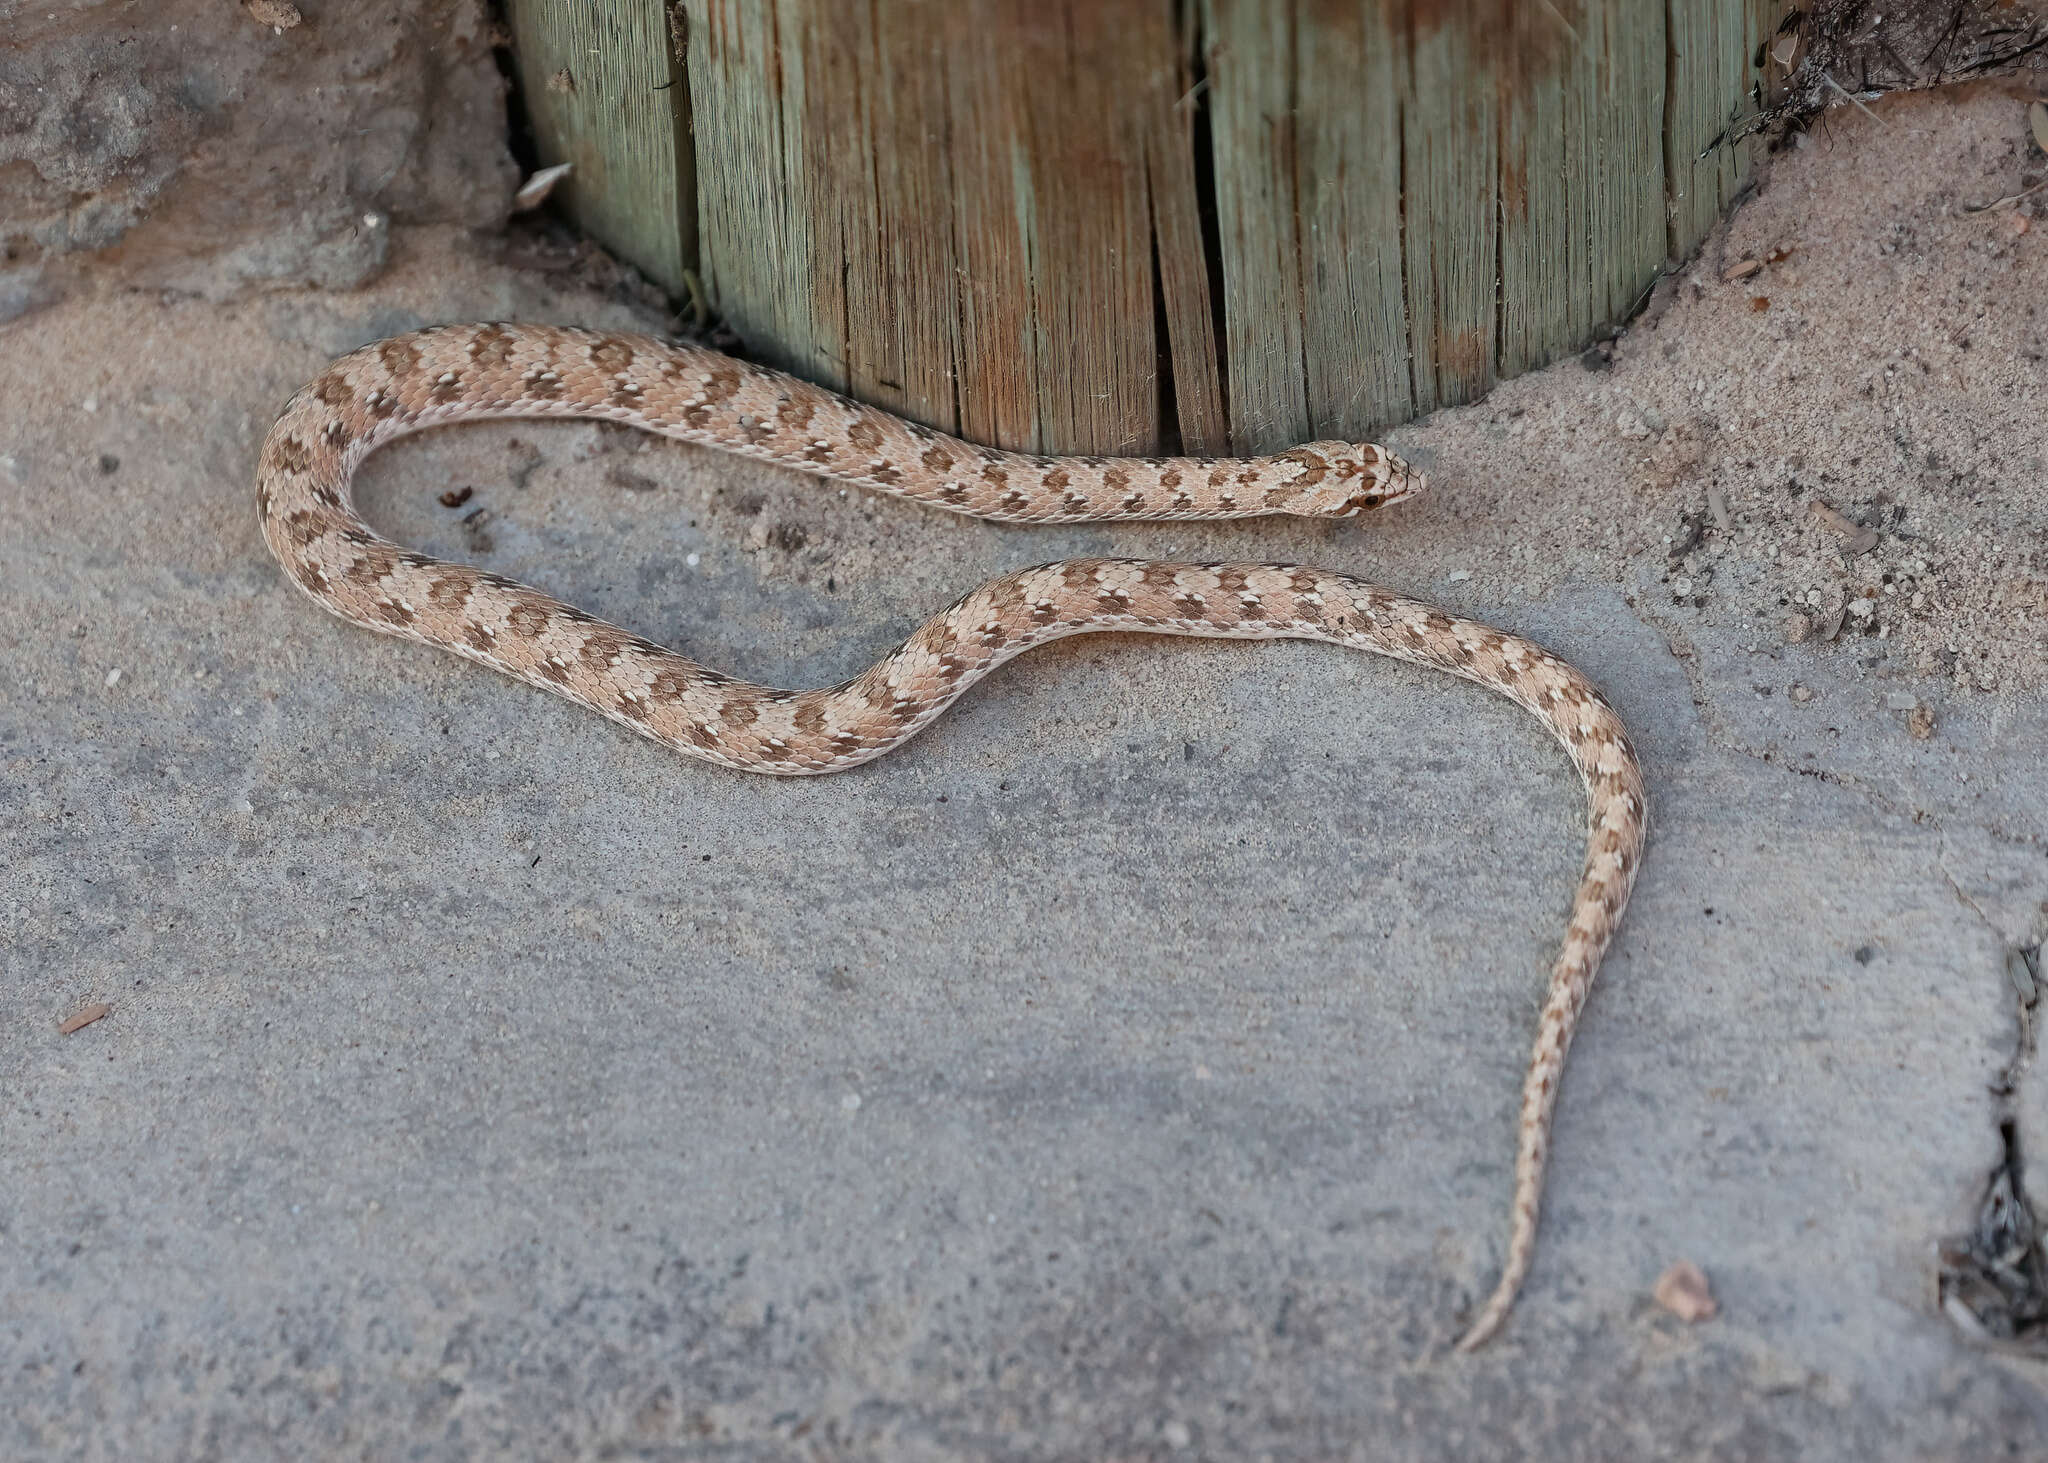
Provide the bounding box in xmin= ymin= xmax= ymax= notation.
xmin=1817 ymin=69 xmax=1885 ymax=126
xmin=1962 ymin=180 xmax=2048 ymax=214
xmin=1924 ymin=0 xmax=1969 ymax=81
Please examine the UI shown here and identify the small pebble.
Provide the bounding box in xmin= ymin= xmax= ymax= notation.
xmin=1847 ymin=598 xmax=1874 ymax=619
xmin=840 ymin=1093 xmax=861 ymax=1113
xmin=1907 ymin=704 xmax=1936 ymax=741
xmin=1885 ymin=691 xmax=1918 ymax=711
xmin=1789 ymin=684 xmax=1813 ymax=702
xmin=685 ymin=552 xmax=701 ymax=567
xmin=103 ymin=667 xmax=122 ymax=688
xmin=1446 ymin=569 xmax=1472 ymax=583
xmin=1654 ymin=1260 xmax=1718 ymax=1322
xmin=1783 ymin=614 xmax=1812 ymax=644
xmin=1808 ymin=498 xmax=1879 ymax=555
xmin=1671 ymin=577 xmax=1694 ymax=598
xmin=1160 ymin=1420 xmax=1192 ymax=1450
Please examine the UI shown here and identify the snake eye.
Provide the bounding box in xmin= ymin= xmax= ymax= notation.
xmin=1360 ymin=492 xmax=1384 ymax=509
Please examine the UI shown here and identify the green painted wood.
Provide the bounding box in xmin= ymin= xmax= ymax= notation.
xmin=1498 ymin=27 xmax=1574 ymax=379
xmin=1141 ymin=13 xmax=1230 ymax=454
xmin=682 ymin=0 xmax=1208 ymax=455
xmin=1593 ymin=0 xmax=1674 ymax=327
xmin=525 ymin=0 xmax=1778 ymax=452
xmin=505 ymin=0 xmax=693 ymax=297
xmin=1400 ymin=7 xmax=1500 ymax=419
xmin=1199 ymin=0 xmax=1313 ymax=453
xmin=1667 ymin=0 xmax=1772 ymax=258
xmin=1200 ymin=0 xmax=1768 ymax=442
xmin=684 ymin=0 xmax=831 ymax=384
xmin=1293 ymin=0 xmax=1410 ymax=443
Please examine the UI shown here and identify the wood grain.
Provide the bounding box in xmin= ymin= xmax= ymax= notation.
xmin=506 ymin=0 xmax=693 ymax=296
xmin=523 ymin=0 xmax=1774 ymax=452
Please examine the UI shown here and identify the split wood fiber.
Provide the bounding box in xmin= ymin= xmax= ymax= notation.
xmin=518 ymin=1 xmax=1777 ymax=451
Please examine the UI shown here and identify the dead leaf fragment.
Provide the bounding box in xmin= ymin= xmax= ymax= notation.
xmin=1808 ymin=499 xmax=1879 ymax=555
xmin=1722 ymin=258 xmax=1762 ymax=282
xmin=1654 ymin=1261 xmax=1718 ymax=1322
xmin=2008 ymin=947 xmax=2040 ymax=1004
xmin=2031 ymin=101 xmax=2048 ymax=157
xmin=246 ymin=0 xmax=301 ymax=27
xmin=59 ymin=1003 xmax=112 ymax=1035
xmin=1907 ymin=703 xmax=1936 ymax=741
xmin=512 ymin=163 xmax=574 ymax=213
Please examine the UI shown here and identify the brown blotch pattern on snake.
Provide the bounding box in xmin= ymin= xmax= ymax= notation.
xmin=255 ymin=322 xmax=1637 ymax=1355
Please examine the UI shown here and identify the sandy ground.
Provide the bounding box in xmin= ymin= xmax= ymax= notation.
xmin=5 ymin=83 xmax=2047 ymax=1462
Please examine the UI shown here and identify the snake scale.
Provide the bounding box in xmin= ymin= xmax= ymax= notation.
xmin=256 ymin=322 xmax=1647 ymax=1351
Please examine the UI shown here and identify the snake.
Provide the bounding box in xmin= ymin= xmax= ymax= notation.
xmin=255 ymin=322 xmax=1648 ymax=1351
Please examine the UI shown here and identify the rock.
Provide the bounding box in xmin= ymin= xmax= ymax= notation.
xmin=0 ymin=3 xmax=516 ymax=297
xmin=1654 ymin=1261 xmax=1718 ymax=1322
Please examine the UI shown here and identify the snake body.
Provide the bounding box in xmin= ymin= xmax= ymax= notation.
xmin=257 ymin=322 xmax=1647 ymax=1350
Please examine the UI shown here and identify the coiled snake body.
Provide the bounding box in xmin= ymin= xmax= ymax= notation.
xmin=257 ymin=322 xmax=1647 ymax=1351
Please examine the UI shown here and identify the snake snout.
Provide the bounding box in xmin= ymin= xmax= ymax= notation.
xmin=1366 ymin=449 xmax=1426 ymax=512
xmin=1282 ymin=441 xmax=1427 ymax=518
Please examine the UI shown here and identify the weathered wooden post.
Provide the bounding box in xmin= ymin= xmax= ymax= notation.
xmin=509 ymin=1 xmax=1779 ymax=451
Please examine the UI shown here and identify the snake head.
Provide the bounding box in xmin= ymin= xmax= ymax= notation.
xmin=1273 ymin=441 xmax=1426 ymax=518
